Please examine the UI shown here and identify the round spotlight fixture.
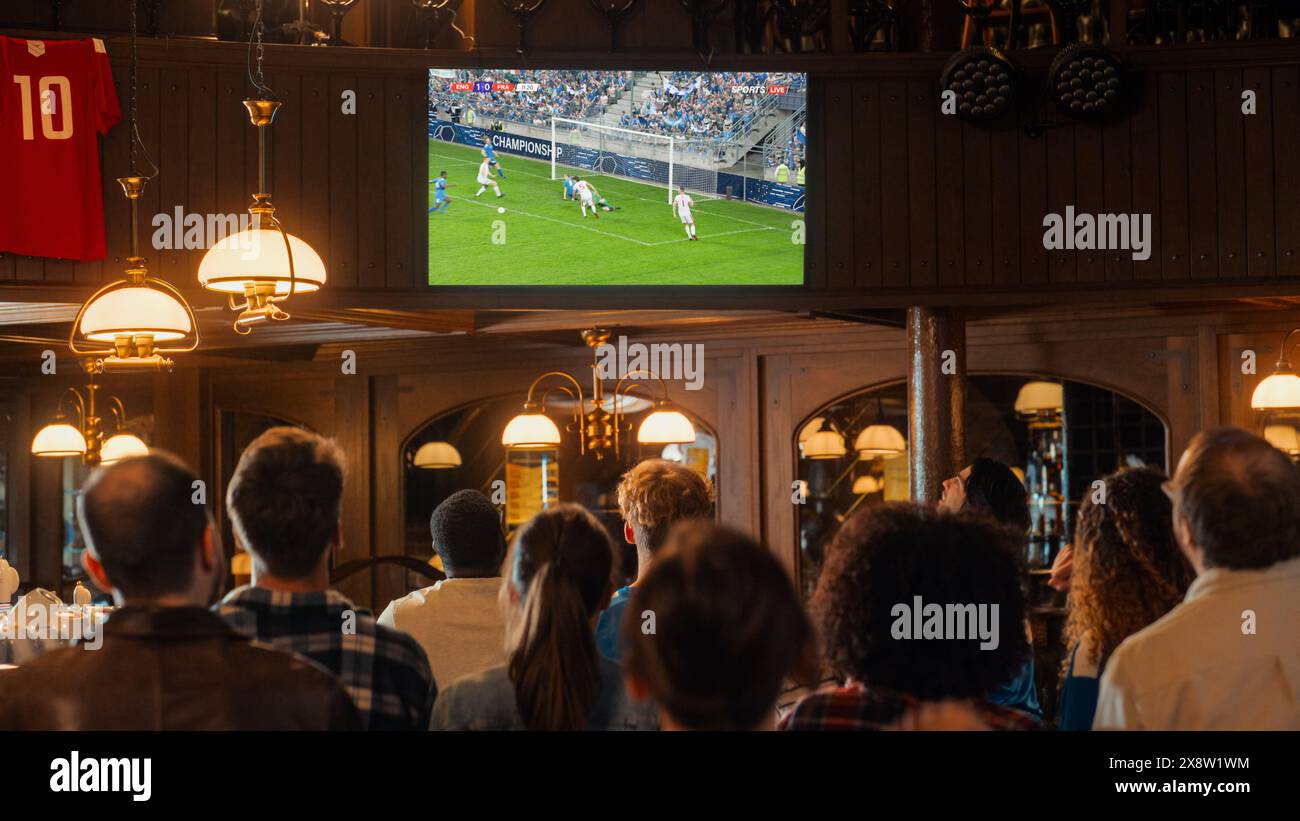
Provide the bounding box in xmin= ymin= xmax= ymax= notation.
xmin=940 ymin=47 xmax=1016 ymax=125
xmin=1049 ymin=44 xmax=1127 ymax=121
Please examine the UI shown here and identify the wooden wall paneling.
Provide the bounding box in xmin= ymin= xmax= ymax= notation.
xmin=851 ymin=80 xmax=882 ymax=288
xmin=759 ymin=353 xmax=797 ymax=577
xmin=878 ymin=81 xmax=909 ymax=288
xmin=356 ymin=76 xmax=388 ymax=289
xmin=906 ymin=80 xmax=937 ymax=287
xmin=1045 ymin=121 xmax=1075 ymax=283
xmin=385 ymin=76 xmax=416 ymax=289
xmin=14 ymin=255 xmax=43 ymax=282
xmin=1186 ymin=71 xmax=1218 ymax=280
xmin=1101 ymin=104 xmax=1133 ymax=281
xmin=271 ymin=72 xmax=303 ymax=248
xmin=934 ymin=90 xmax=966 ymax=288
xmin=155 ymin=67 xmax=190 ymax=286
xmin=371 ymin=373 xmax=406 ymax=611
xmin=824 ymin=80 xmax=856 ymax=288
xmin=186 ymin=69 xmax=218 ymax=293
xmin=329 ymin=74 xmax=360 ymax=288
xmin=1271 ymin=66 xmax=1300 ymax=276
xmin=1242 ymin=68 xmax=1275 ymax=278
xmin=299 ymin=73 xmax=332 ymax=275
xmin=1074 ymin=123 xmax=1105 ymax=282
xmin=94 ymin=65 xmax=134 ymax=284
xmin=0 ymin=251 xmax=13 ymax=280
xmin=333 ymin=374 xmax=372 ymax=607
xmin=988 ymin=126 xmax=1018 ymax=287
xmin=1130 ymin=69 xmax=1162 ymax=280
xmin=962 ymin=122 xmax=993 ymax=286
xmin=1157 ymin=72 xmax=1190 ymax=280
xmin=1018 ymin=122 xmax=1048 ymax=285
xmin=7 ymin=394 xmax=32 ymax=578
xmin=805 ymin=79 xmax=828 ymax=288
xmin=215 ymin=71 xmax=248 ymax=236
xmin=1214 ymin=68 xmax=1247 ymax=278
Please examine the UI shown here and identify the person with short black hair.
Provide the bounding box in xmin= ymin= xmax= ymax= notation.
xmin=781 ymin=503 xmax=1037 ymax=730
xmin=623 ymin=521 xmax=813 ymax=730
xmin=938 ymin=456 xmax=1040 ymax=720
xmin=216 ymin=427 xmax=434 ymax=731
xmin=1094 ymin=427 xmax=1300 ymax=729
xmin=0 ymin=453 xmax=359 ymax=730
xmin=431 ymin=504 xmax=657 ymax=730
xmin=380 ymin=489 xmax=510 ymax=688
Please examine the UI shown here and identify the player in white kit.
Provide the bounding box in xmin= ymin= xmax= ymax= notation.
xmin=475 ymin=159 xmax=503 ymax=198
xmin=573 ymin=177 xmax=599 ymax=220
xmin=673 ymin=185 xmax=697 ymax=240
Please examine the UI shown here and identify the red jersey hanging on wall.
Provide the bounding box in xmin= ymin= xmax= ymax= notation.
xmin=0 ymin=36 xmax=121 ymax=262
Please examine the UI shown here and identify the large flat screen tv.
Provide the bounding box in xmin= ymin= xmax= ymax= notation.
xmin=426 ymin=68 xmax=807 ymax=286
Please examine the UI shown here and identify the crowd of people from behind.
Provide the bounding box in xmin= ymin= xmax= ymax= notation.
xmin=0 ymin=423 xmax=1297 ymax=731
xmin=431 ymin=69 xmax=630 ymax=129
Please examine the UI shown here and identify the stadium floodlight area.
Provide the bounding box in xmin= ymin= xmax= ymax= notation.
xmin=550 ymin=117 xmax=718 ymax=203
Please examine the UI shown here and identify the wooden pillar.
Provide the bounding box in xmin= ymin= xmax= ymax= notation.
xmin=907 ymin=307 xmax=966 ymax=504
xmin=152 ymin=368 xmax=211 ymax=480
xmin=333 ymin=374 xmax=372 ymax=607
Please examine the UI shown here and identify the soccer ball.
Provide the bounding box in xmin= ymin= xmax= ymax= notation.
xmin=497 ymin=207 xmax=506 ymax=214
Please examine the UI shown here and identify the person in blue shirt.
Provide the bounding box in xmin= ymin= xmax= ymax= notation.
xmin=1058 ymin=466 xmax=1192 ymax=729
xmin=428 ymin=170 xmax=452 ymax=214
xmin=562 ymin=174 xmax=575 ymax=201
xmin=938 ymin=457 xmax=1042 ymax=720
xmin=594 ymin=459 xmax=713 ymax=662
xmin=481 ymin=136 xmax=504 ymax=178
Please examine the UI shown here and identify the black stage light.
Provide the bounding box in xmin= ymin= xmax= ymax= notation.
xmin=1048 ymin=44 xmax=1128 ymax=121
xmin=940 ymin=46 xmax=1017 ymax=125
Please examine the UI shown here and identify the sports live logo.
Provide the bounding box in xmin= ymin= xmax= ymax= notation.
xmin=449 ymin=81 xmax=541 ymax=93
xmin=730 ymin=84 xmax=789 ymax=95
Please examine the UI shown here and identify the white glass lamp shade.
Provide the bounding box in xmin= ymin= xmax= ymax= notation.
xmin=31 ymin=423 xmax=87 ymax=457
xmin=797 ymin=416 xmax=826 ymax=444
xmin=803 ymin=428 xmax=847 ymax=460
xmin=197 ymin=229 xmax=327 ymax=295
xmin=637 ymin=409 xmax=696 ymax=445
xmin=502 ymin=412 xmax=562 ymax=449
xmin=1252 ymin=371 xmax=1300 ymax=410
xmin=1014 ymin=381 xmax=1064 ymax=416
xmin=100 ymin=433 xmax=149 ymax=465
xmin=1264 ymin=424 xmax=1300 ymax=455
xmin=854 ymin=424 xmax=906 ymax=458
xmin=79 ymin=285 xmax=193 ymax=342
xmin=412 ymin=441 xmax=462 ymax=469
xmin=852 ymin=475 xmax=882 ymax=495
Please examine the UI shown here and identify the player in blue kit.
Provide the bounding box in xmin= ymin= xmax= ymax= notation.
xmin=481 ymin=137 xmax=505 ymax=178
xmin=563 ymin=174 xmax=575 ymax=201
xmin=428 ymin=170 xmax=452 ymax=214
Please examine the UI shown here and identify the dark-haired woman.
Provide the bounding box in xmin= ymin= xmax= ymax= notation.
xmin=430 ymin=504 xmax=658 ymax=730
xmin=1058 ymin=467 xmax=1193 ymax=730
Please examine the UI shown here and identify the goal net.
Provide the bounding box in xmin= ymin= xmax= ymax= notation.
xmin=550 ymin=117 xmax=718 ymax=203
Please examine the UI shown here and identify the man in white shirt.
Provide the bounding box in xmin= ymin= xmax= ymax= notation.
xmin=573 ymin=176 xmax=599 ymax=219
xmin=379 ymin=490 xmax=509 ymax=689
xmin=1094 ymin=427 xmax=1300 ymax=730
xmin=673 ymin=185 xmax=697 ymax=241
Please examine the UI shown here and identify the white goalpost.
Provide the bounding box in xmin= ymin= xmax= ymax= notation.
xmin=550 ymin=116 xmax=717 ymax=203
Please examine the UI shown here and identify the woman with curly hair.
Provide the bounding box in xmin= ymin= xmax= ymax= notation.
xmin=1058 ymin=467 xmax=1194 ymax=730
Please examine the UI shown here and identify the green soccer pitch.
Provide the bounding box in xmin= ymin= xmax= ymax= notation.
xmin=426 ymin=140 xmax=804 ymax=286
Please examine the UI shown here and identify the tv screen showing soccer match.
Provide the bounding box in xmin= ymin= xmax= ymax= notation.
xmin=427 ymin=68 xmax=808 ymax=286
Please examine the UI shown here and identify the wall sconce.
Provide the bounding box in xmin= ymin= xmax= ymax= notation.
xmin=501 ymin=329 xmax=696 ymax=459
xmin=31 ymin=378 xmax=147 ymax=466
xmin=1251 ymin=329 xmax=1300 ymax=410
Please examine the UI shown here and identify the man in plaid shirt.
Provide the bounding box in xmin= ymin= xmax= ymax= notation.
xmin=216 ymin=427 xmax=435 ymax=730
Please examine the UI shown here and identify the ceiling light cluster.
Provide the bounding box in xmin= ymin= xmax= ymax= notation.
xmin=31 ymin=378 xmax=147 ymax=466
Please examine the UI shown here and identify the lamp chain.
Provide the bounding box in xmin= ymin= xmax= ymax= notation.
xmin=125 ymin=0 xmax=159 ymax=184
xmin=247 ymin=0 xmax=275 ymax=99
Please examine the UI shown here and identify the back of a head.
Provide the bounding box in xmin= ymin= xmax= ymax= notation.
xmin=430 ymin=489 xmax=506 ymax=576
xmin=1170 ymin=426 xmax=1300 ymax=569
xmin=1068 ymin=466 xmax=1192 ymax=665
xmin=624 ymin=521 xmax=812 ymax=730
xmin=812 ymin=503 xmax=1028 ymax=701
xmin=961 ymin=457 xmax=1030 ymax=535
xmin=226 ymin=427 xmax=345 ymax=579
xmin=508 ymin=503 xmax=618 ymax=730
xmin=78 ymin=452 xmax=208 ymax=601
xmin=617 ymin=459 xmax=714 ymax=555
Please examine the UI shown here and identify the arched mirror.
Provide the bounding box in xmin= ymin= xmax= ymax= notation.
xmin=403 ymin=395 xmax=717 ymax=586
xmin=794 ymin=375 xmax=1168 ymax=600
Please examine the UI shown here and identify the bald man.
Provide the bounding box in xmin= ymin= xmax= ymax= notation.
xmin=0 ymin=452 xmax=358 ymax=730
